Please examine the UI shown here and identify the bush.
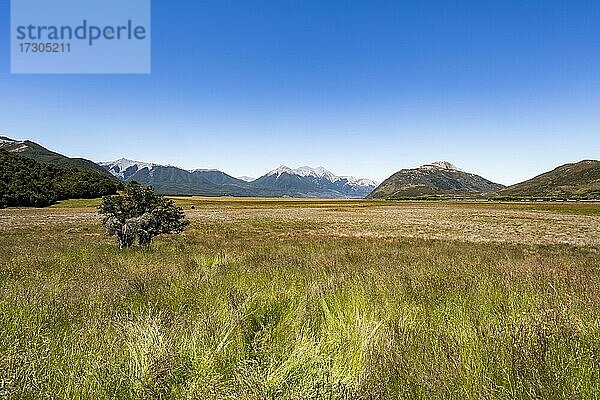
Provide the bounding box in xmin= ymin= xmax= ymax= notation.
xmin=98 ymin=182 xmax=189 ymax=249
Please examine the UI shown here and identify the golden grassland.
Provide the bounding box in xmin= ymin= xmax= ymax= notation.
xmin=1 ymin=198 xmax=599 ymax=398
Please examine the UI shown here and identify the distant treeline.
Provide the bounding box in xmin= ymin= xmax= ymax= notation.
xmin=0 ymin=150 xmax=122 ymax=208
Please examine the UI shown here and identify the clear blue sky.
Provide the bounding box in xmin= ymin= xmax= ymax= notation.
xmin=1 ymin=0 xmax=599 ymax=184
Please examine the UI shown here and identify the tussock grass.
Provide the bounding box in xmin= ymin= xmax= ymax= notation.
xmin=0 ymin=200 xmax=599 ymax=398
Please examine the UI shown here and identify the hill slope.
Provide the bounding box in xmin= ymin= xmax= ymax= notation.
xmin=0 ymin=150 xmax=120 ymax=208
xmin=497 ymin=160 xmax=600 ymax=198
xmin=0 ymin=136 xmax=116 ymax=180
xmin=368 ymin=161 xmax=504 ymax=199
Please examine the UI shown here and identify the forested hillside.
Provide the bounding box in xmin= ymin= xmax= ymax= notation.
xmin=0 ymin=136 xmax=117 ymax=180
xmin=0 ymin=150 xmax=121 ymax=208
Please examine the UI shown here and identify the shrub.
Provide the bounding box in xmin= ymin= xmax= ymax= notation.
xmin=98 ymin=182 xmax=189 ymax=249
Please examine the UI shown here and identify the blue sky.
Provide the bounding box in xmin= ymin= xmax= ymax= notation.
xmin=1 ymin=0 xmax=599 ymax=184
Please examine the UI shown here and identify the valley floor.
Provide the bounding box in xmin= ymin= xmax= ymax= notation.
xmin=0 ymin=199 xmax=599 ymax=398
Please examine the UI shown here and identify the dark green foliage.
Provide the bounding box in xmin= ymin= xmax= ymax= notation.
xmin=0 ymin=150 xmax=121 ymax=208
xmin=98 ymin=182 xmax=189 ymax=248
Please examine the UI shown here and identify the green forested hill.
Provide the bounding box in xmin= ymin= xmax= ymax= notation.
xmin=0 ymin=150 xmax=121 ymax=208
xmin=0 ymin=136 xmax=116 ymax=180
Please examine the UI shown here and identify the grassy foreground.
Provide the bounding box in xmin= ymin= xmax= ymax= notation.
xmin=0 ymin=199 xmax=599 ymax=399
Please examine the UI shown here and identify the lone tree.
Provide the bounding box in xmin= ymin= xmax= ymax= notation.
xmin=98 ymin=182 xmax=188 ymax=249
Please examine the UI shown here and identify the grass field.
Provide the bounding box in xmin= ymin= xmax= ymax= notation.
xmin=1 ymin=198 xmax=599 ymax=399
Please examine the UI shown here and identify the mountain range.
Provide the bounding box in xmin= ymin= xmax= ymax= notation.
xmin=2 ymin=136 xmax=599 ymax=200
xmin=99 ymin=159 xmax=378 ymax=198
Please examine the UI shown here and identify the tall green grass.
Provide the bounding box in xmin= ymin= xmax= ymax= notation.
xmin=0 ymin=204 xmax=599 ymax=398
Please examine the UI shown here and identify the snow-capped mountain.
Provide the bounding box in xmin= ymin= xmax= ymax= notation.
xmin=253 ymin=165 xmax=378 ymax=198
xmin=99 ymin=158 xmax=250 ymax=196
xmin=266 ymin=166 xmax=377 ymax=187
xmin=98 ymin=158 xmax=157 ymax=180
xmin=99 ymin=159 xmax=378 ymax=198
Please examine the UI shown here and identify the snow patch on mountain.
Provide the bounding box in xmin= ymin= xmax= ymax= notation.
xmin=294 ymin=166 xmax=341 ymax=182
xmin=342 ymin=176 xmax=379 ymax=187
xmin=99 ymin=158 xmax=157 ymax=179
xmin=267 ymin=165 xmax=296 ymax=177
xmin=265 ymin=165 xmax=377 ymax=188
xmin=0 ymin=137 xmax=28 ymax=152
xmin=420 ymin=161 xmax=463 ymax=172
